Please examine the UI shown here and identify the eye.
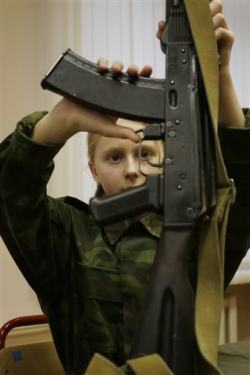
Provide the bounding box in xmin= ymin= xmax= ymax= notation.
xmin=140 ymin=147 xmax=156 ymax=162
xmin=106 ymin=152 xmax=123 ymax=163
xmin=140 ymin=149 xmax=151 ymax=160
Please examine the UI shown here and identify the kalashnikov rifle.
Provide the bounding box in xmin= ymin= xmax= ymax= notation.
xmin=41 ymin=0 xmax=217 ymax=373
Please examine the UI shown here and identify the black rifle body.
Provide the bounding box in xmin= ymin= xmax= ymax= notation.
xmin=41 ymin=1 xmax=216 ymax=373
xmin=130 ymin=3 xmax=216 ymax=373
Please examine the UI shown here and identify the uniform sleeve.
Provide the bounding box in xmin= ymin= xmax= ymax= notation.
xmin=219 ymin=108 xmax=250 ymax=287
xmin=0 ymin=112 xmax=73 ymax=300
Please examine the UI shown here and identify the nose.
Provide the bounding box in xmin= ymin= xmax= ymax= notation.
xmin=124 ymin=156 xmax=140 ymax=179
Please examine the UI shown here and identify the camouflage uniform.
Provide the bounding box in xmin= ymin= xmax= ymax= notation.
xmin=0 ymin=111 xmax=250 ymax=375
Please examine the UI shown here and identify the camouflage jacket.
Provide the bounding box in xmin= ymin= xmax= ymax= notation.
xmin=0 ymin=111 xmax=250 ymax=375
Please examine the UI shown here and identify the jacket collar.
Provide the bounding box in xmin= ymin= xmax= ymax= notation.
xmin=103 ymin=212 xmax=162 ymax=246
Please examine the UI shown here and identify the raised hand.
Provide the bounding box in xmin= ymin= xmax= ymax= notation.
xmin=32 ymin=59 xmax=154 ymax=145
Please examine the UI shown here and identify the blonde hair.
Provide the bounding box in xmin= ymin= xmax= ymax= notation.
xmin=87 ymin=132 xmax=100 ymax=164
xmin=87 ymin=132 xmax=105 ymax=197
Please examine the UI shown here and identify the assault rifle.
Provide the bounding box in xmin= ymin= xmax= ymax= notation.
xmin=41 ymin=0 xmax=217 ymax=373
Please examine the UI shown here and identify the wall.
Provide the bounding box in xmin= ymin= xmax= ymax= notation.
xmin=0 ymin=0 xmax=85 ymax=324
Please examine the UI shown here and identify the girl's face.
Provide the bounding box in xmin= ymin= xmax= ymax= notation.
xmin=89 ymin=119 xmax=162 ymax=196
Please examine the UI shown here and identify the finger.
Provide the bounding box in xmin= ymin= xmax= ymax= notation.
xmin=127 ymin=64 xmax=139 ymax=76
xmin=104 ymin=127 xmax=140 ymax=143
xmin=106 ymin=115 xmax=118 ymax=123
xmin=82 ymin=108 xmax=140 ymax=143
xmin=210 ymin=0 xmax=223 ymax=17
xmin=156 ymin=20 xmax=166 ymax=39
xmin=95 ymin=120 xmax=140 ymax=143
xmin=213 ymin=13 xmax=229 ymax=31
xmin=139 ymin=65 xmax=153 ymax=77
xmin=111 ymin=60 xmax=124 ymax=75
xmin=97 ymin=57 xmax=109 ymax=73
xmin=215 ymin=27 xmax=234 ymax=47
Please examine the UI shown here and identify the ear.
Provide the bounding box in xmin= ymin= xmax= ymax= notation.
xmin=88 ymin=161 xmax=100 ymax=183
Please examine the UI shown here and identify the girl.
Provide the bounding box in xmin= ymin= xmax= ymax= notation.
xmin=0 ymin=1 xmax=249 ymax=374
